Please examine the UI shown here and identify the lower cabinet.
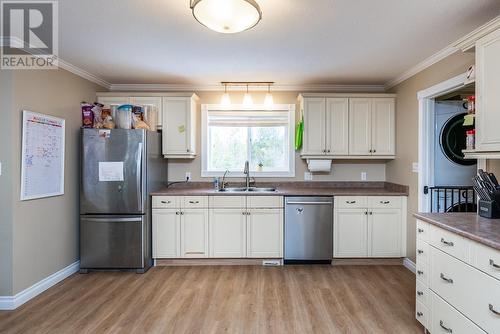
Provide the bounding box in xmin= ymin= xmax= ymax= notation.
xmin=152 ymin=209 xmax=180 ymax=258
xmin=209 ymin=209 xmax=247 ymax=258
xmin=247 ymin=209 xmax=283 ymax=258
xmin=334 ymin=209 xmax=368 ymax=257
xmin=370 ymin=209 xmax=401 ymax=257
xmin=181 ymin=209 xmax=208 ymax=258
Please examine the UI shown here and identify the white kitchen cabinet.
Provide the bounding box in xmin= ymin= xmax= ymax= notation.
xmin=349 ymin=98 xmax=395 ymax=156
xmin=162 ymin=95 xmax=198 ymax=158
xmin=152 ymin=209 xmax=180 ymax=258
xmin=209 ymin=209 xmax=247 ymax=258
xmin=326 ymin=98 xmax=349 ymax=155
xmin=247 ymin=209 xmax=283 ymax=258
xmin=302 ymin=97 xmax=326 ymax=156
xmin=369 ymin=209 xmax=401 ymax=257
xmin=129 ymin=96 xmax=162 ymax=130
xmin=181 ymin=209 xmax=208 ymax=258
xmin=334 ymin=196 xmax=406 ymax=258
xmin=475 ymin=27 xmax=500 ymax=152
xmin=334 ymin=209 xmax=368 ymax=257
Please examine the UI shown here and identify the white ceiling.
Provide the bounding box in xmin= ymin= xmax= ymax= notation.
xmin=59 ymin=0 xmax=500 ymax=86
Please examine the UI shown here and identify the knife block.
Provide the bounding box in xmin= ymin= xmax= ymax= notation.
xmin=478 ymin=199 xmax=500 ymax=219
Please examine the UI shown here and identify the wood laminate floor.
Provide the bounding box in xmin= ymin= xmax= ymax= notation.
xmin=0 ymin=265 xmax=423 ymax=334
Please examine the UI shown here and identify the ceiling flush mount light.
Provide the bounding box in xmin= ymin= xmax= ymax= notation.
xmin=190 ymin=0 xmax=262 ymax=34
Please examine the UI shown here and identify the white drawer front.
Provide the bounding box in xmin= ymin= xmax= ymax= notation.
xmin=367 ymin=196 xmax=401 ymax=209
xmin=416 ymin=300 xmax=429 ymax=329
xmin=182 ymin=196 xmax=208 ymax=208
xmin=152 ymin=196 xmax=177 ymax=209
xmin=416 ymin=280 xmax=429 ymax=308
xmin=209 ymin=196 xmax=246 ymax=208
xmin=416 ymin=239 xmax=430 ymax=264
xmin=247 ymin=196 xmax=283 ymax=208
xmin=430 ymin=291 xmax=486 ymax=334
xmin=336 ymin=196 xmax=367 ymax=209
xmin=431 ymin=246 xmax=500 ymax=334
xmin=473 ymin=242 xmax=500 ymax=281
xmin=416 ymin=259 xmax=430 ymax=286
xmin=416 ymin=220 xmax=430 ymax=243
xmin=430 ymin=225 xmax=470 ymax=262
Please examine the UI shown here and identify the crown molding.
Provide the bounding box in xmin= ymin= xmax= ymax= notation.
xmin=385 ymin=15 xmax=500 ymax=90
xmin=108 ymin=83 xmax=386 ymax=92
xmin=58 ymin=59 xmax=111 ymax=89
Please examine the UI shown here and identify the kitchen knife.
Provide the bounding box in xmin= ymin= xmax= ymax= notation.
xmin=488 ymin=173 xmax=499 ymax=187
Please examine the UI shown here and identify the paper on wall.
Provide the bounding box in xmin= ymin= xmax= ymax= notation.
xmin=99 ymin=162 xmax=124 ymax=181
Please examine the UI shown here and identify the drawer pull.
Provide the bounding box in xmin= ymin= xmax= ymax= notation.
xmin=416 ymin=311 xmax=423 ymax=317
xmin=417 ymin=270 xmax=424 ymax=275
xmin=417 ymin=249 xmax=423 ymax=254
xmin=490 ymin=259 xmax=500 ymax=269
xmin=380 ymin=201 xmax=390 ymax=204
xmin=440 ymin=273 xmax=453 ymax=284
xmin=346 ymin=201 xmax=356 ymax=204
xmin=161 ymin=200 xmax=171 ymax=204
xmin=417 ymin=291 xmax=423 ymax=296
xmin=439 ymin=320 xmax=453 ymax=333
xmin=440 ymin=238 xmax=454 ymax=247
xmin=188 ymin=200 xmax=200 ymax=204
xmin=185 ymin=251 xmax=204 ymax=255
xmin=489 ymin=304 xmax=500 ymax=316
xmin=418 ymin=228 xmax=424 ymax=233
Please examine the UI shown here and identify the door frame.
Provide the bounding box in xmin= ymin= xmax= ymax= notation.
xmin=417 ymin=72 xmax=485 ymax=213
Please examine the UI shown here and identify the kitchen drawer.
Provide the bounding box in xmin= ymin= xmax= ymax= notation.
xmin=416 ymin=239 xmax=430 ymax=264
xmin=416 ymin=280 xmax=430 ymax=308
xmin=430 ymin=246 xmax=500 ymax=334
xmin=430 ymin=291 xmax=485 ymax=334
xmin=336 ymin=196 xmax=367 ymax=209
xmin=152 ymin=196 xmax=177 ymax=209
xmin=430 ymin=225 xmax=470 ymax=262
xmin=182 ymin=196 xmax=208 ymax=209
xmin=415 ymin=300 xmax=429 ymax=329
xmin=473 ymin=242 xmax=500 ymax=281
xmin=416 ymin=220 xmax=430 ymax=243
xmin=247 ymin=196 xmax=283 ymax=208
xmin=367 ymin=196 xmax=401 ymax=209
xmin=209 ymin=196 xmax=246 ymax=208
xmin=416 ymin=258 xmax=429 ymax=286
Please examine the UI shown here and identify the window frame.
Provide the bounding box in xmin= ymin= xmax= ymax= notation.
xmin=201 ymin=104 xmax=296 ymax=178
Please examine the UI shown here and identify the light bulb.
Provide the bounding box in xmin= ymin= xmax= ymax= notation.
xmin=220 ymin=92 xmax=231 ymax=107
xmin=264 ymin=92 xmax=274 ymax=109
xmin=243 ymin=93 xmax=253 ymax=107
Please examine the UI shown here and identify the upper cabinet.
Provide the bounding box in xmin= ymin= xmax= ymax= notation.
xmin=299 ymin=94 xmax=395 ymax=159
xmin=129 ymin=97 xmax=162 ymax=129
xmin=475 ymin=27 xmax=500 ymax=152
xmin=162 ymin=95 xmax=198 ymax=159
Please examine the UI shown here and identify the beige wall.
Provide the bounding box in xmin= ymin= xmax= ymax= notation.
xmin=3 ymin=69 xmax=101 ymax=295
xmin=0 ymin=70 xmax=14 ymax=295
xmin=386 ymin=52 xmax=475 ymax=262
xmin=167 ymin=91 xmax=386 ymax=183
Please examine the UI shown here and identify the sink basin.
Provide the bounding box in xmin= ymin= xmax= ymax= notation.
xmin=217 ymin=187 xmax=277 ymax=193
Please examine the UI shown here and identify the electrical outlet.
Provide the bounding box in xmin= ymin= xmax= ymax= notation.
xmin=304 ymin=172 xmax=313 ymax=181
xmin=185 ymin=172 xmax=191 ymax=181
xmin=412 ymin=162 xmax=419 ymax=173
xmin=361 ymin=172 xmax=367 ymax=181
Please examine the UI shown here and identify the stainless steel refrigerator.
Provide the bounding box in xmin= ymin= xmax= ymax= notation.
xmin=80 ymin=128 xmax=167 ymax=273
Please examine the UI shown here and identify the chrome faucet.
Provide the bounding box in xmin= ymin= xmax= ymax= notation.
xmin=221 ymin=170 xmax=229 ymax=190
xmin=244 ymin=161 xmax=250 ymax=189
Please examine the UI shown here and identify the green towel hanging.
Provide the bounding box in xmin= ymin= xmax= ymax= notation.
xmin=295 ymin=116 xmax=303 ymax=150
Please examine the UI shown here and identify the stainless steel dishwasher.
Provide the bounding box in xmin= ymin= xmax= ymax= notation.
xmin=284 ymin=196 xmax=333 ymax=264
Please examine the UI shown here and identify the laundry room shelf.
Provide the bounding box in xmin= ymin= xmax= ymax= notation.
xmin=462 ymin=150 xmax=500 ymax=159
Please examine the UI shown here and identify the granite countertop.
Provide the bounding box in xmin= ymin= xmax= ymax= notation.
xmin=151 ymin=181 xmax=409 ymax=197
xmin=414 ymin=212 xmax=500 ymax=251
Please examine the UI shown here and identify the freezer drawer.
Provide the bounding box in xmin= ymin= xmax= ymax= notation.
xmin=80 ymin=216 xmax=144 ymax=269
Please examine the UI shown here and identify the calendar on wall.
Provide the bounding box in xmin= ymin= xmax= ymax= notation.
xmin=20 ymin=110 xmax=65 ymax=200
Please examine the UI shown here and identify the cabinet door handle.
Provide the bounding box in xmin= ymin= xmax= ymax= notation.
xmin=161 ymin=200 xmax=171 ymax=204
xmin=180 ymin=211 xmax=184 ymax=215
xmin=439 ymin=320 xmax=453 ymax=333
xmin=417 ymin=270 xmax=424 ymax=275
xmin=417 ymin=228 xmax=424 ymax=233
xmin=373 ymin=149 xmax=376 ymax=153
xmin=175 ymin=212 xmax=180 ymax=215
xmin=369 ymin=149 xmax=373 ymax=153
xmin=440 ymin=273 xmax=453 ymax=283
xmin=327 ymin=149 xmax=331 ymax=153
xmin=365 ymin=211 xmax=368 ymax=215
xmin=346 ymin=201 xmax=356 ymax=204
xmin=417 ymin=249 xmax=423 ymax=254
xmin=188 ymin=200 xmax=200 ymax=204
xmin=416 ymin=312 xmax=423 ymax=317
xmin=186 ymin=149 xmax=190 ymax=152
xmin=440 ymin=238 xmax=454 ymax=246
xmin=490 ymin=259 xmax=500 ymax=269
xmin=489 ymin=304 xmax=500 ymax=316
xmin=417 ymin=291 xmax=423 ymax=296
xmin=380 ymin=201 xmax=390 ymax=204
xmin=369 ymin=212 xmax=373 ymax=215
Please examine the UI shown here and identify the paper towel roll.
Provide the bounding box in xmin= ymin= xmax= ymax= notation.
xmin=307 ymin=159 xmax=332 ymax=172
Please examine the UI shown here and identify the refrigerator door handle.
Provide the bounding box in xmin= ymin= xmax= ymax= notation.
xmin=136 ymin=142 xmax=143 ymax=211
xmin=81 ymin=217 xmax=143 ymax=223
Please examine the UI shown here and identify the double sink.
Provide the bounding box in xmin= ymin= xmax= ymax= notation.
xmin=218 ymin=187 xmax=277 ymax=193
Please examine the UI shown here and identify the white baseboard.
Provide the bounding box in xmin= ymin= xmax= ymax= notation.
xmin=0 ymin=261 xmax=79 ymax=310
xmin=403 ymin=258 xmax=416 ymax=274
